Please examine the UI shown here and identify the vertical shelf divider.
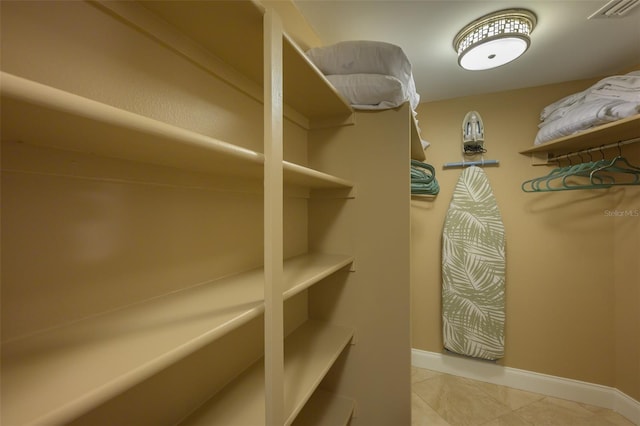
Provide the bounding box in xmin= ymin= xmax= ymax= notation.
xmin=264 ymin=9 xmax=285 ymax=426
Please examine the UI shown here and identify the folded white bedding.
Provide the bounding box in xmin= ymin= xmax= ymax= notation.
xmin=326 ymin=74 xmax=418 ymax=110
xmin=540 ymin=72 xmax=640 ymax=121
xmin=535 ymin=98 xmax=640 ymax=145
xmin=307 ymin=40 xmax=412 ymax=83
xmin=586 ymin=85 xmax=640 ymax=103
xmin=535 ymin=71 xmax=640 ymax=145
xmin=306 ymin=40 xmax=428 ymax=150
xmin=306 ymin=40 xmax=420 ymax=110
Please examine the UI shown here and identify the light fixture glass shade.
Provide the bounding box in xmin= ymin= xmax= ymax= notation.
xmin=454 ymin=9 xmax=536 ymax=71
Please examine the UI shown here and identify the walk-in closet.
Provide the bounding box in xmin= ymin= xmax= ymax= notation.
xmin=2 ymin=1 xmax=639 ymax=426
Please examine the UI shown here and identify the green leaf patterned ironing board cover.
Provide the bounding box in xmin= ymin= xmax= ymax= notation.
xmin=442 ymin=166 xmax=505 ymax=360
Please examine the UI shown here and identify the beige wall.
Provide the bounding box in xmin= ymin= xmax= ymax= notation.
xmin=411 ymin=77 xmax=640 ymax=400
xmin=613 ymin=149 xmax=640 ymax=400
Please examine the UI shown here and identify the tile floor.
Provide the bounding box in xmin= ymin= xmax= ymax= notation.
xmin=411 ymin=367 xmax=636 ymax=426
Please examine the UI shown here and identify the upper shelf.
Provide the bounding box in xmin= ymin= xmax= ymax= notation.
xmin=0 ymin=253 xmax=354 ymax=426
xmin=136 ymin=0 xmax=353 ymax=126
xmin=0 ymin=72 xmax=355 ymax=190
xmin=0 ymin=72 xmax=264 ymax=177
xmin=520 ymin=114 xmax=640 ymax=157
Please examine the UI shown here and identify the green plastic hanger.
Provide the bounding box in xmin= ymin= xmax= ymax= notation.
xmin=411 ymin=160 xmax=440 ymax=195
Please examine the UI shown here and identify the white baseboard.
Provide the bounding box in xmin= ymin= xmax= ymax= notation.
xmin=412 ymin=348 xmax=640 ymax=425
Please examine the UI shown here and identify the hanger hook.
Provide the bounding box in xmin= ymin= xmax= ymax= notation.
xmin=585 ymin=148 xmax=593 ymax=162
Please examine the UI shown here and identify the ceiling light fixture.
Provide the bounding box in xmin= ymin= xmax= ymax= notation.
xmin=453 ymin=8 xmax=537 ymax=71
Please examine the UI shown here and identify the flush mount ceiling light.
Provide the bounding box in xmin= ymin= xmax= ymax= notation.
xmin=453 ymin=8 xmax=537 ymax=71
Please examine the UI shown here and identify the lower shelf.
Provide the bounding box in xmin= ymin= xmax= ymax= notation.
xmin=179 ymin=320 xmax=354 ymax=426
xmin=0 ymin=253 xmax=353 ymax=426
xmin=292 ymin=390 xmax=355 ymax=426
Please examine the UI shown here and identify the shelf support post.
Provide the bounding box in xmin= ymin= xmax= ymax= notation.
xmin=264 ymin=9 xmax=285 ymax=426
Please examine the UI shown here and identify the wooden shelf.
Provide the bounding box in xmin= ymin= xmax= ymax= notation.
xmin=0 ymin=71 xmax=264 ymax=177
xmin=0 ymin=253 xmax=354 ymax=426
xmin=138 ymin=1 xmax=353 ymax=127
xmin=282 ymin=33 xmax=353 ymax=125
xmin=179 ymin=320 xmax=354 ymax=426
xmin=0 ymin=72 xmax=354 ymax=190
xmin=284 ymin=161 xmax=355 ymax=190
xmin=520 ymin=114 xmax=640 ymax=156
xmin=292 ymin=390 xmax=355 ymax=426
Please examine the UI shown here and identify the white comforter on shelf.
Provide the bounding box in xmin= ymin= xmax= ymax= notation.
xmin=306 ymin=40 xmax=420 ymax=110
xmin=534 ymin=71 xmax=640 ymax=145
xmin=306 ymin=40 xmax=428 ymax=149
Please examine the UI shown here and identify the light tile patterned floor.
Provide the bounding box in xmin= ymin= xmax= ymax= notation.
xmin=411 ymin=367 xmax=636 ymax=426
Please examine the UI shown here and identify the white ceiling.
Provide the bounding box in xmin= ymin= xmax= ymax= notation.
xmin=294 ymin=0 xmax=640 ymax=102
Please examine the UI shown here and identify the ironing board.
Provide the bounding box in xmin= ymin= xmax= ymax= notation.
xmin=442 ymin=166 xmax=505 ymax=360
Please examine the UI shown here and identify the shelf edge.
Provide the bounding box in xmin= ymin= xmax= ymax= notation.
xmin=283 ymin=161 xmax=355 ymax=189
xmin=0 ymin=72 xmax=264 ymax=169
xmin=519 ymin=114 xmax=640 ymax=155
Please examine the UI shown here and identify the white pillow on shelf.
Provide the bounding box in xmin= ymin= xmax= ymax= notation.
xmin=307 ymin=40 xmax=420 ymax=110
xmin=325 ymin=74 xmax=406 ymax=109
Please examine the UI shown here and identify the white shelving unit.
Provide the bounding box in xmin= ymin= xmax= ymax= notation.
xmin=1 ymin=1 xmax=413 ymax=425
xmin=0 ymin=69 xmax=356 ymax=426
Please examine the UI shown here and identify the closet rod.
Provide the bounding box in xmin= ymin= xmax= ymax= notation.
xmin=548 ymin=137 xmax=640 ymax=162
xmin=443 ymin=159 xmax=499 ymax=168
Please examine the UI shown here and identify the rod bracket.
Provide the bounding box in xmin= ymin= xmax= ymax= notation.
xmin=530 ymin=152 xmax=551 ymax=166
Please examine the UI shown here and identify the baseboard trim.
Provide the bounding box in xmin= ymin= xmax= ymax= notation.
xmin=412 ymin=348 xmax=640 ymax=425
